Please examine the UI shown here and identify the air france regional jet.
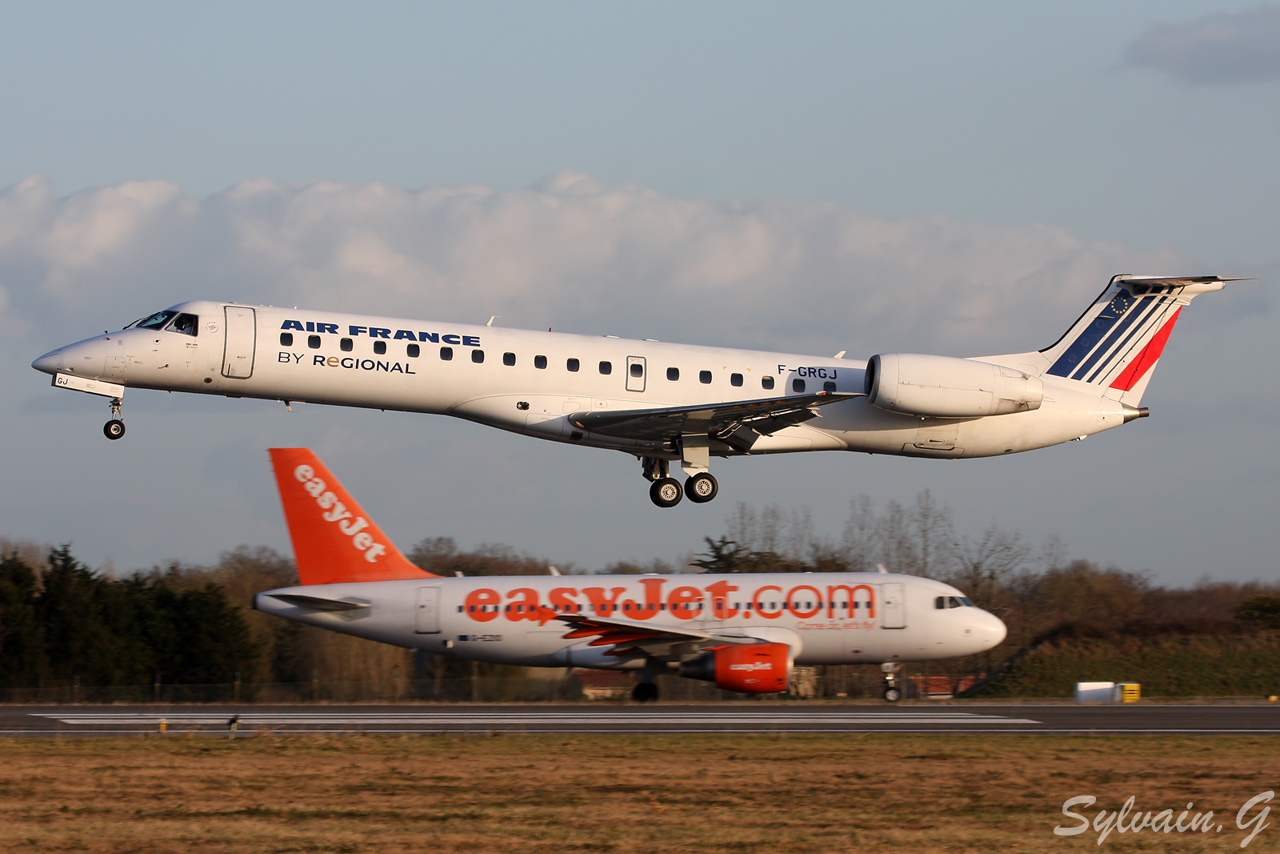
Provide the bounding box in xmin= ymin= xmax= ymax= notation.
xmin=32 ymin=275 xmax=1239 ymax=507
xmin=255 ymin=448 xmax=1008 ymax=701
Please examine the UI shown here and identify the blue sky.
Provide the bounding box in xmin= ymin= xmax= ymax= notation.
xmin=2 ymin=1 xmax=1277 ymax=585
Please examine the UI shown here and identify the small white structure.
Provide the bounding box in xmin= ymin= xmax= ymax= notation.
xmin=1075 ymin=681 xmax=1116 ymax=703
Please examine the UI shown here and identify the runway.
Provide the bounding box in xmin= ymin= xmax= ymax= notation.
xmin=2 ymin=703 xmax=1277 ymax=736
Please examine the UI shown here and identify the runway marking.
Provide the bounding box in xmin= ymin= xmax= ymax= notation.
xmin=31 ymin=711 xmax=1040 ymax=727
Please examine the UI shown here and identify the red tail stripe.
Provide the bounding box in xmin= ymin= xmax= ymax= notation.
xmin=1110 ymin=308 xmax=1181 ymax=392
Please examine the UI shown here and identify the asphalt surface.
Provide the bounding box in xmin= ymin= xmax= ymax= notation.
xmin=1 ymin=703 xmax=1277 ymax=736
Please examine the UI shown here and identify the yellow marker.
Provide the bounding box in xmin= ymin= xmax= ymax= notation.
xmin=1269 ymin=696 xmax=1277 ymax=703
xmin=159 ymin=718 xmax=167 ymax=734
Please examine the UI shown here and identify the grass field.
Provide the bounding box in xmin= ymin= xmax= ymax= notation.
xmin=0 ymin=733 xmax=1276 ymax=853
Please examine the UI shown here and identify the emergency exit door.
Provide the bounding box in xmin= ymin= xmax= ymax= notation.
xmin=221 ymin=306 xmax=257 ymax=378
xmin=415 ymin=587 xmax=441 ymax=634
xmin=880 ymin=582 xmax=906 ymax=629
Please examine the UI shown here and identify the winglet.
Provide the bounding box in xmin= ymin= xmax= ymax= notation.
xmin=269 ymin=448 xmax=438 ymax=585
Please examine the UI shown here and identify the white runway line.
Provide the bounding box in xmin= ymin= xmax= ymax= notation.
xmin=32 ymin=711 xmax=1041 ymax=726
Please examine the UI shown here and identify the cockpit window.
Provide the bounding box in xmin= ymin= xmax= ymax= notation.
xmin=168 ymin=313 xmax=198 ymax=336
xmin=136 ymin=310 xmax=177 ymax=330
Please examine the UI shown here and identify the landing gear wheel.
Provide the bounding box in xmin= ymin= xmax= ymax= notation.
xmin=103 ymin=419 xmax=125 ymax=440
xmin=883 ymin=686 xmax=902 ymax=703
xmin=685 ymin=472 xmax=718 ymax=503
xmin=649 ymin=477 xmax=683 ymax=508
xmin=632 ymin=681 xmax=660 ymax=703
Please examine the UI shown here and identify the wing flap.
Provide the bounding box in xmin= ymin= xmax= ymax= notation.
xmin=567 ymin=391 xmax=861 ymax=444
xmin=555 ymin=614 xmax=759 ymax=659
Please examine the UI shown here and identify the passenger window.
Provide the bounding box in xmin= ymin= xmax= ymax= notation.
xmin=630 ymin=363 xmax=643 ymax=378
xmin=340 ymin=338 xmax=353 ymax=352
xmin=730 ymin=373 xmax=743 ymax=387
xmin=374 ymin=341 xmax=387 ymax=355
xmin=440 ymin=347 xmax=453 ymax=361
xmin=407 ymin=343 xmax=420 ymax=358
xmin=762 ymin=376 xmax=775 ymax=390
xmin=280 ymin=332 xmax=293 ymax=346
xmin=472 ymin=349 xmax=485 ymax=364
xmin=792 ymin=378 xmax=805 ymax=393
xmin=567 ymin=358 xmax=579 ymax=372
xmin=699 ymin=370 xmax=712 ymax=384
xmin=534 ymin=355 xmax=547 ymax=369
xmin=667 ymin=367 xmax=679 ymax=381
xmin=824 ymin=381 xmax=836 ymax=393
xmin=599 ymin=361 xmax=611 ymax=375
xmin=503 ymin=352 xmax=516 ymax=366
xmin=308 ymin=335 xmax=321 ymax=349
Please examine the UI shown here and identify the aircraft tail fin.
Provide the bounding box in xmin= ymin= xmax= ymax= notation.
xmin=1024 ymin=275 xmax=1242 ymax=405
xmin=269 ymin=448 xmax=438 ymax=585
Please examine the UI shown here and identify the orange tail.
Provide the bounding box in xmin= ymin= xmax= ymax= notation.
xmin=269 ymin=448 xmax=438 ymax=585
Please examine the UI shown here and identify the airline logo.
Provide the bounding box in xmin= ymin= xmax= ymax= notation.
xmin=280 ymin=319 xmax=480 ymax=347
xmin=292 ymin=464 xmax=388 ymax=563
xmin=728 ymin=661 xmax=774 ymax=672
xmin=1046 ymin=288 xmax=1179 ymax=387
xmin=461 ymin=577 xmax=877 ymax=624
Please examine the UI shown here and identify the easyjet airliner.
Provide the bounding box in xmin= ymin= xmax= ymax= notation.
xmin=255 ymin=448 xmax=1007 ymax=701
xmin=33 ymin=275 xmax=1238 ymax=507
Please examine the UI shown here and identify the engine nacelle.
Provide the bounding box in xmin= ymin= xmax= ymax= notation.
xmin=864 ymin=353 xmax=1043 ymax=418
xmin=678 ymin=641 xmax=790 ymax=694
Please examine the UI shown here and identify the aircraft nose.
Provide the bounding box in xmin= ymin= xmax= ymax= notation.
xmin=31 ymin=348 xmax=62 ymax=375
xmin=980 ymin=611 xmax=1008 ymax=649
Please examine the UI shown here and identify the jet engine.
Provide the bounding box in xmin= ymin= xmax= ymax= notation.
xmin=678 ymin=641 xmax=790 ymax=694
xmin=864 ymin=353 xmax=1043 ymax=418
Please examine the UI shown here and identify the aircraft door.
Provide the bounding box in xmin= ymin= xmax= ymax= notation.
xmin=415 ymin=586 xmax=442 ymax=634
xmin=625 ymin=356 xmax=646 ymax=392
xmin=880 ymin=583 xmax=906 ymax=629
xmin=221 ymin=306 xmax=256 ymax=379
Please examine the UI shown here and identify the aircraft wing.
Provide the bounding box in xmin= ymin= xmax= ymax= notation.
xmin=555 ymin=614 xmax=759 ymax=660
xmin=567 ymin=391 xmax=862 ymax=448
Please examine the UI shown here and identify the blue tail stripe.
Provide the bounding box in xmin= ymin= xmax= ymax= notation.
xmin=1046 ymin=289 xmax=1137 ymax=378
xmin=1071 ymin=294 xmax=1165 ymax=382
xmin=1082 ymin=296 xmax=1171 ymax=384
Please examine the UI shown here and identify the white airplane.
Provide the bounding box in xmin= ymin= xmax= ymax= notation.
xmin=254 ymin=447 xmax=1008 ymax=701
xmin=32 ymin=274 xmax=1238 ymax=507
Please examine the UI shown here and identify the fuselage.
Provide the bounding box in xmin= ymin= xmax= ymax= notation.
xmin=254 ymin=571 xmax=1008 ymax=669
xmin=31 ymin=299 xmax=1133 ymax=461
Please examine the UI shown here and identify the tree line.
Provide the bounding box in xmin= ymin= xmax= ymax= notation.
xmin=0 ymin=492 xmax=1276 ymax=696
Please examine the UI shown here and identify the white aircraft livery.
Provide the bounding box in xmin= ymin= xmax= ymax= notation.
xmin=254 ymin=448 xmax=1008 ymax=701
xmin=32 ymin=274 xmax=1239 ymax=506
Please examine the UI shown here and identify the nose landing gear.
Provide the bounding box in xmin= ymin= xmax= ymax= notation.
xmin=103 ymin=397 xmax=125 ymax=440
xmin=881 ymin=662 xmax=902 ymax=702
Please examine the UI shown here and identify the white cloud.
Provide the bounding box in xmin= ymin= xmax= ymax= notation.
xmin=6 ymin=171 xmax=1186 ymax=359
xmin=1124 ymin=5 xmax=1280 ymax=86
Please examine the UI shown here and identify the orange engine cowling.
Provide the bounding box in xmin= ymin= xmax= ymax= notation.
xmin=678 ymin=642 xmax=790 ymax=694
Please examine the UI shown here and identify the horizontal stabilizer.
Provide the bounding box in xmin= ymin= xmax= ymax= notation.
xmin=264 ymin=593 xmax=371 ymax=612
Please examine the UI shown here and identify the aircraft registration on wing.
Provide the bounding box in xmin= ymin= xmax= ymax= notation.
xmin=254 ymin=448 xmax=1008 ymax=702
xmin=32 ymin=275 xmax=1241 ymax=506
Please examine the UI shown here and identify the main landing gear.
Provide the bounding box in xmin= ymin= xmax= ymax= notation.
xmin=632 ymin=681 xmax=660 ymax=703
xmin=642 ymin=457 xmax=719 ymax=509
xmin=103 ymin=397 xmax=125 ymax=440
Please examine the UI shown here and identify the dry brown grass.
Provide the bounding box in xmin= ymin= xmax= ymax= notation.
xmin=0 ymin=733 xmax=1276 ymax=853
